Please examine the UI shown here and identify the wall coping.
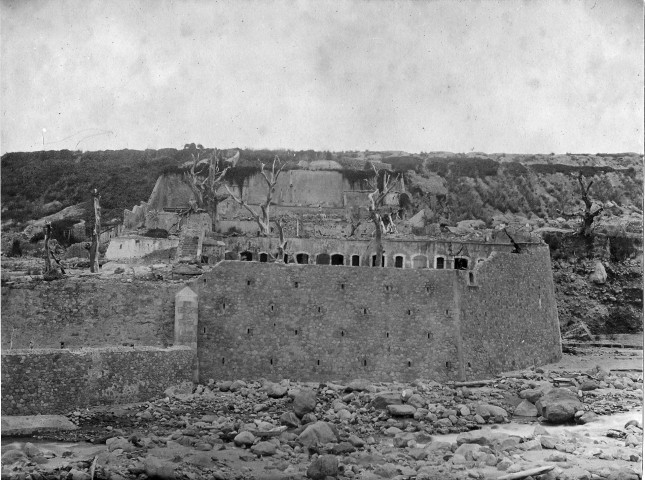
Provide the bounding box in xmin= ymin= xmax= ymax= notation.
xmin=2 ymin=346 xmax=193 ymax=356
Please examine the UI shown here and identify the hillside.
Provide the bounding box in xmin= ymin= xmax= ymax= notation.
xmin=1 ymin=148 xmax=642 ymax=234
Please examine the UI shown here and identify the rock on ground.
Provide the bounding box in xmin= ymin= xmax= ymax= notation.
xmin=293 ymin=389 xmax=318 ymax=418
xmin=307 ymin=454 xmax=339 ymax=479
xmin=535 ymin=388 xmax=583 ymax=423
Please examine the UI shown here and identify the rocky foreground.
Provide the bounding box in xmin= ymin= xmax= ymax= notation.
xmin=1 ymin=357 xmax=643 ymax=480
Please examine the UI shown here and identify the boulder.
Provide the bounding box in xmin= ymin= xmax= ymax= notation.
xmin=144 ymin=456 xmax=176 ymax=480
xmin=475 ymin=404 xmax=509 ymax=420
xmin=297 ymin=421 xmax=339 ymax=447
xmin=233 ymin=431 xmax=256 ymax=446
xmin=264 ymin=382 xmax=288 ymax=398
xmin=1 ymin=449 xmax=27 ymax=464
xmin=106 ymin=436 xmax=135 ymax=452
xmin=345 ymin=379 xmax=374 ymax=392
xmin=293 ymin=390 xmax=318 ymax=418
xmin=535 ymin=388 xmax=583 ymax=423
xmin=387 ymin=404 xmax=416 ymax=417
xmin=406 ymin=394 xmax=426 ymax=409
xmin=369 ymin=391 xmax=403 ymax=410
xmin=514 ymin=399 xmax=538 ymax=417
xmin=307 ymin=454 xmax=339 ymax=479
xmin=279 ymin=412 xmax=301 ymax=428
xmin=589 ymin=261 xmax=607 ymax=284
xmin=330 ymin=441 xmax=356 ymax=454
xmin=251 ymin=441 xmax=277 ymax=456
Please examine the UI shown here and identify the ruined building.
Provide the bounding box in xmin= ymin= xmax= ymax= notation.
xmin=1 ymin=159 xmax=562 ymax=414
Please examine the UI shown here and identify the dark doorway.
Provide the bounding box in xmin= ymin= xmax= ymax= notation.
xmin=331 ymin=254 xmax=344 ymax=265
xmin=436 ymin=257 xmax=445 ymax=269
xmin=316 ymin=253 xmax=330 ymax=265
xmin=351 ymin=255 xmax=360 ymax=266
xmin=259 ymin=252 xmax=268 ymax=263
xmin=240 ymin=251 xmax=253 ymax=261
xmin=371 ymin=255 xmax=385 ymax=267
xmin=296 ymin=253 xmax=309 ymax=264
xmin=454 ymin=258 xmax=468 ymax=270
xmin=394 ymin=255 xmax=404 ymax=268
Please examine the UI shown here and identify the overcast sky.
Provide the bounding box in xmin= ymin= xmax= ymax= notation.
xmin=1 ymin=0 xmax=642 ymax=154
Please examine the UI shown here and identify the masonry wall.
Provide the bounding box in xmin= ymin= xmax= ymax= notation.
xmin=1 ymin=278 xmax=178 ymax=349
xmin=194 ymin=262 xmax=462 ymax=382
xmin=194 ymin=247 xmax=560 ymax=382
xmin=460 ymin=247 xmax=562 ymax=378
xmin=1 ymin=347 xmax=195 ymax=415
xmin=105 ymin=237 xmax=179 ymax=261
xmin=221 ymin=237 xmax=521 ymax=270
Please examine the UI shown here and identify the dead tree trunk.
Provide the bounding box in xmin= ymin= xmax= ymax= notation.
xmin=577 ymin=174 xmax=603 ymax=237
xmin=367 ymin=164 xmax=399 ymax=267
xmin=90 ymin=189 xmax=101 ymax=273
xmin=43 ymin=223 xmax=52 ymax=272
xmin=274 ymin=217 xmax=288 ymax=263
xmin=225 ymin=156 xmax=284 ymax=236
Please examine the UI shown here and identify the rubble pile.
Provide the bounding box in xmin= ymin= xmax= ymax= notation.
xmin=1 ymin=364 xmax=642 ymax=480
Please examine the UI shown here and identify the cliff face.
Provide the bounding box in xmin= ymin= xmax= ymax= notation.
xmin=147 ymin=174 xmax=194 ymax=211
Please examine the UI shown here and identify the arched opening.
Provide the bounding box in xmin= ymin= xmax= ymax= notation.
xmin=296 ymin=253 xmax=309 ymax=264
xmin=224 ymin=251 xmax=239 ymax=261
xmin=283 ymin=254 xmax=290 ymax=263
xmin=351 ymin=255 xmax=360 ymax=266
xmin=331 ymin=254 xmax=344 ymax=266
xmin=259 ymin=252 xmax=268 ymax=263
xmin=412 ymin=255 xmax=428 ymax=269
xmin=435 ymin=257 xmax=445 ymax=269
xmin=394 ymin=255 xmax=404 ymax=268
xmin=240 ymin=251 xmax=253 ymax=261
xmin=371 ymin=255 xmax=385 ymax=267
xmin=454 ymin=257 xmax=469 ymax=270
xmin=316 ymin=253 xmax=330 ymax=265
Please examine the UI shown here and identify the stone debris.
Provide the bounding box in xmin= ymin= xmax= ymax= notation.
xmin=0 ymin=368 xmax=642 ymax=480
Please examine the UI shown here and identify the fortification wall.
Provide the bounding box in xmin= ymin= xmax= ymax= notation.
xmin=1 ymin=346 xmax=194 ymax=415
xmin=460 ymin=248 xmax=562 ymax=377
xmin=1 ymin=278 xmax=178 ymax=349
xmin=192 ymin=249 xmax=560 ymax=382
xmin=193 ymin=262 xmax=461 ymax=382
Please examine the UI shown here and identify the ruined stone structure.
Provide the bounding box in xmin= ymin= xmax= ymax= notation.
xmin=192 ymin=246 xmax=560 ymax=383
xmin=2 ymin=239 xmax=561 ymax=414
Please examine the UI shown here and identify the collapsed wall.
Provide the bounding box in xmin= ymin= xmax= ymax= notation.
xmin=191 ymin=245 xmax=561 ymax=382
xmin=1 ymin=347 xmax=194 ymax=415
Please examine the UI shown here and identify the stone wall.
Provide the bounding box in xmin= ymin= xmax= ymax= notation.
xmin=192 ymin=247 xmax=561 ymax=382
xmin=1 ymin=278 xmax=178 ymax=349
xmin=1 ymin=346 xmax=194 ymax=415
xmin=220 ymin=237 xmax=524 ymax=270
xmin=460 ymin=249 xmax=562 ymax=378
xmin=193 ymin=262 xmax=461 ymax=383
xmin=105 ymin=237 xmax=179 ymax=261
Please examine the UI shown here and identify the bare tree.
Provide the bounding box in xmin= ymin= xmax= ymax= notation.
xmin=225 ymin=156 xmax=285 ymax=236
xmin=273 ymin=217 xmax=289 ymax=263
xmin=89 ymin=189 xmax=101 ymax=272
xmin=366 ymin=163 xmax=400 ymax=267
xmin=43 ymin=222 xmax=66 ymax=278
xmin=558 ymin=173 xmax=604 ymax=237
xmin=184 ymin=148 xmax=233 ymax=226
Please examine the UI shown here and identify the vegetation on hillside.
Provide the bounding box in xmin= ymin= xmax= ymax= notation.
xmin=1 ymin=148 xmax=642 ymax=233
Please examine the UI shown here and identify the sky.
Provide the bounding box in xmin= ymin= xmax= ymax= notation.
xmin=1 ymin=0 xmax=643 ymax=154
